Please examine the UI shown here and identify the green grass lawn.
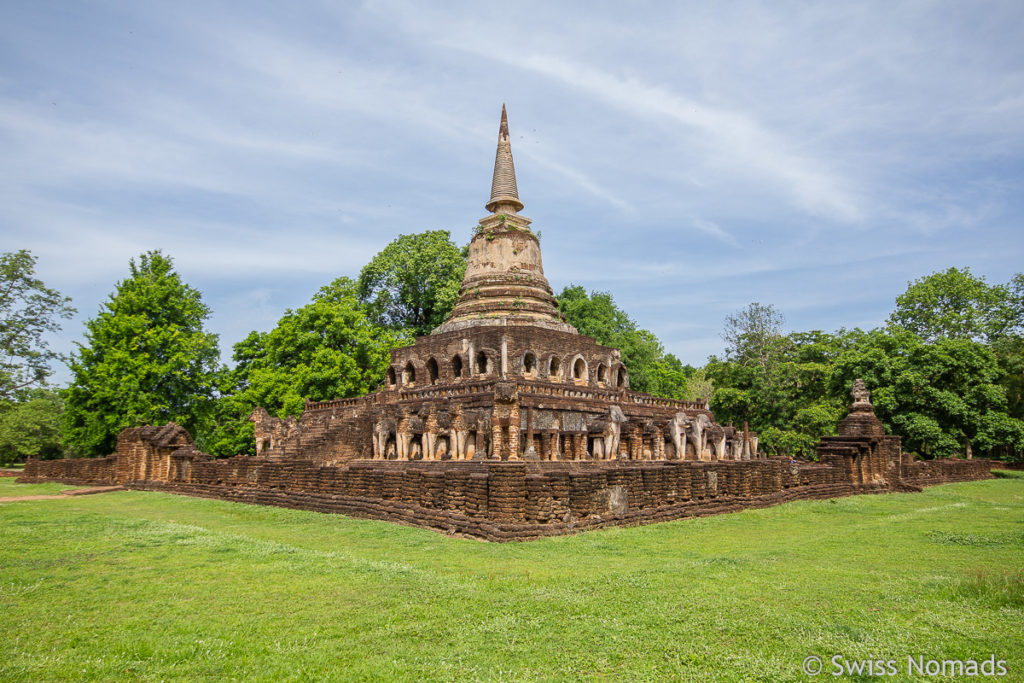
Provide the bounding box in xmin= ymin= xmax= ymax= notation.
xmin=1 ymin=477 xmax=1021 ymax=682
xmin=0 ymin=477 xmax=78 ymax=497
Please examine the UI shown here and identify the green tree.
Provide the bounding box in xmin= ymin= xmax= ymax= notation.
xmin=678 ymin=367 xmax=714 ymax=402
xmin=1010 ymin=273 xmax=1024 ymax=330
xmin=555 ymin=285 xmax=684 ymax=395
xmin=888 ymin=267 xmax=1018 ymax=343
xmin=357 ymin=230 xmax=467 ymax=337
xmin=992 ymin=334 xmax=1024 ymax=421
xmin=648 ymin=353 xmax=699 ymax=401
xmin=205 ymin=277 xmax=405 ymax=457
xmin=708 ymin=324 xmax=854 ymax=457
xmin=0 ymin=389 xmax=66 ymax=465
xmin=0 ymin=250 xmax=76 ymax=402
xmin=721 ymin=302 xmax=786 ymax=366
xmin=63 ymin=251 xmax=221 ymax=456
xmin=831 ymin=329 xmax=1024 ymax=459
xmin=993 ymin=274 xmax=1024 ymax=423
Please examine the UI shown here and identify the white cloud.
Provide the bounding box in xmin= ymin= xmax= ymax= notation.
xmin=2 ymin=0 xmax=1023 ymax=371
xmin=691 ymin=218 xmax=738 ymax=247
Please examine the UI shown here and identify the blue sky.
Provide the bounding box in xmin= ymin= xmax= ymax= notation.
xmin=3 ymin=1 xmax=1023 ymax=383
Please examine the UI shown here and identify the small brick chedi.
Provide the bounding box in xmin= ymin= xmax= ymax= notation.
xmin=254 ymin=105 xmax=758 ymax=467
xmin=21 ymin=108 xmax=994 ymax=540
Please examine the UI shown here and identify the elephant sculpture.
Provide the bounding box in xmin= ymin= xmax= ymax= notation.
xmin=603 ymin=405 xmax=627 ymax=459
xmin=669 ymin=412 xmax=713 ymax=460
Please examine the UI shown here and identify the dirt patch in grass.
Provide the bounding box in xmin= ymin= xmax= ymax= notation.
xmin=0 ymin=485 xmax=123 ymax=502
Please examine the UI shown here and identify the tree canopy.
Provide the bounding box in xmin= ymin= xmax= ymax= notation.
xmin=32 ymin=231 xmax=1021 ymax=464
xmin=708 ymin=326 xmax=853 ymax=457
xmin=832 ymin=329 xmax=1024 ymax=458
xmin=204 ymin=277 xmax=406 ymax=457
xmin=555 ymin=285 xmax=702 ymax=399
xmin=721 ymin=302 xmax=786 ymax=366
xmin=709 ymin=268 xmax=1024 ymax=459
xmin=357 ymin=230 xmax=467 ymax=337
xmin=0 ymin=250 xmax=75 ymax=402
xmin=63 ymin=251 xmax=222 ymax=456
xmin=0 ymin=389 xmax=65 ymax=465
xmin=888 ymin=267 xmax=1018 ymax=343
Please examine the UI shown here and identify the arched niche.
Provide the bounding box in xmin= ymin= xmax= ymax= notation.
xmin=522 ymin=351 xmax=537 ymax=378
xmin=572 ymin=357 xmax=587 ymax=383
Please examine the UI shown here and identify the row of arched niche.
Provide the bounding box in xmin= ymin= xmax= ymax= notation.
xmin=385 ymin=350 xmax=628 ymax=390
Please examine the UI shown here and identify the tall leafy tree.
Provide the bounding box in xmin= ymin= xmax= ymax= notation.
xmin=555 ymin=285 xmax=691 ymax=396
xmin=357 ymin=230 xmax=467 ymax=337
xmin=649 ymin=353 xmax=707 ymax=401
xmin=714 ymin=304 xmax=784 ymax=424
xmin=831 ymin=329 xmax=1024 ymax=459
xmin=887 ymin=267 xmax=1024 ymax=455
xmin=992 ymin=334 xmax=1024 ymax=421
xmin=888 ymin=267 xmax=1018 ymax=343
xmin=1011 ymin=273 xmax=1024 ymax=331
xmin=205 ymin=277 xmax=405 ymax=457
xmin=0 ymin=250 xmax=75 ymax=402
xmin=721 ymin=302 xmax=786 ymax=366
xmin=63 ymin=251 xmax=221 ymax=456
xmin=709 ymin=314 xmax=859 ymax=457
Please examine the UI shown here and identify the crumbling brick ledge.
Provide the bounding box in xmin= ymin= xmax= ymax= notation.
xmin=19 ymin=451 xmax=994 ymax=542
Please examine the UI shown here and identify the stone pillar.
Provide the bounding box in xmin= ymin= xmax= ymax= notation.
xmin=424 ymin=409 xmax=438 ymax=460
xmin=507 ymin=405 xmax=521 ymax=461
xmin=501 ymin=335 xmax=508 ymax=378
xmin=397 ymin=413 xmax=411 ymax=460
xmin=473 ymin=428 xmax=485 ymax=460
xmin=491 ymin=416 xmax=503 ymax=460
xmin=629 ymin=425 xmax=642 ymax=461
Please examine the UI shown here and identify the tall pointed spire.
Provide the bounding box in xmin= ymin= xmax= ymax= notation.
xmin=432 ymin=105 xmax=575 ymax=335
xmin=486 ymin=104 xmax=524 ymax=214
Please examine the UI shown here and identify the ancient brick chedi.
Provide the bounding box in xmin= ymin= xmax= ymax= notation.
xmin=20 ymin=108 xmax=995 ymax=540
xmin=252 ymin=106 xmax=758 ymax=466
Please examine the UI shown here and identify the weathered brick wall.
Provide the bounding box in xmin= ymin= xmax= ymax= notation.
xmin=122 ymin=457 xmax=882 ymax=541
xmin=19 ymin=456 xmax=117 ymax=485
xmin=18 ymin=426 xmax=995 ymax=541
xmin=901 ymin=458 xmax=994 ymax=484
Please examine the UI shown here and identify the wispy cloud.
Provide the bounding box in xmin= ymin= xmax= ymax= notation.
xmin=490 ymin=53 xmax=863 ymax=222
xmin=2 ymin=0 xmax=1022 ymax=372
xmin=691 ymin=218 xmax=738 ymax=247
